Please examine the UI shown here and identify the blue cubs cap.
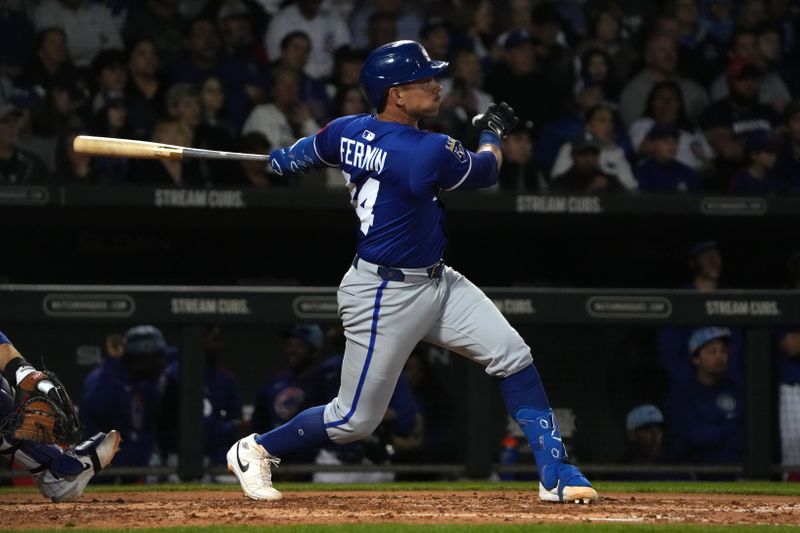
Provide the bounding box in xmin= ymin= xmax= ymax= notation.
xmin=123 ymin=325 xmax=167 ymax=357
xmin=360 ymin=40 xmax=448 ymax=107
xmin=626 ymin=404 xmax=664 ymax=431
xmin=504 ymin=29 xmax=537 ymax=50
xmin=688 ymin=240 xmax=718 ymax=258
xmin=688 ymin=327 xmax=731 ymax=356
xmin=283 ymin=324 xmax=324 ymax=350
xmin=571 ymin=130 xmax=602 ymax=153
xmin=743 ymin=130 xmax=780 ymax=153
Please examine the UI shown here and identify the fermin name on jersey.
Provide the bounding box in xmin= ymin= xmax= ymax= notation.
xmin=340 ymin=137 xmax=387 ymax=173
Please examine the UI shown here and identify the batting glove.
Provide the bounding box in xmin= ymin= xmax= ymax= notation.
xmin=268 ymin=147 xmax=312 ymax=176
xmin=471 ymin=102 xmax=519 ymax=139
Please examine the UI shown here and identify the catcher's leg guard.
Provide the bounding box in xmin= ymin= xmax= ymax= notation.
xmin=34 ymin=430 xmax=121 ymax=502
xmin=0 ymin=436 xmax=86 ymax=477
xmin=513 ymin=407 xmax=597 ymax=504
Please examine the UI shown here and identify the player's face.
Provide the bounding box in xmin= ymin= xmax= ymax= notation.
xmin=396 ymin=77 xmax=443 ymax=117
xmin=693 ymin=339 xmax=728 ymax=377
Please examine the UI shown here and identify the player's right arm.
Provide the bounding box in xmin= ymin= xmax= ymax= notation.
xmin=267 ymin=116 xmax=350 ymax=177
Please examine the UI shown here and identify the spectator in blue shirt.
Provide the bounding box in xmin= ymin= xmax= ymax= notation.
xmin=729 ymin=130 xmax=783 ymax=194
xmin=635 ymin=123 xmax=703 ymax=193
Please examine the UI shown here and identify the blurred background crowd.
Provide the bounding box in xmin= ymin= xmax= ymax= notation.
xmin=0 ymin=0 xmax=799 ymax=194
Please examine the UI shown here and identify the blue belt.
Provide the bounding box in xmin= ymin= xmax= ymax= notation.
xmin=351 ymin=255 xmax=444 ymax=282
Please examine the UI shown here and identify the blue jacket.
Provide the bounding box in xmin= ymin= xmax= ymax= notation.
xmin=79 ymin=358 xmax=160 ymax=467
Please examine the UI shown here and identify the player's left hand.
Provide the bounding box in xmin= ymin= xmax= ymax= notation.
xmin=471 ymin=102 xmax=519 ymax=138
xmin=268 ymin=147 xmax=313 ymax=176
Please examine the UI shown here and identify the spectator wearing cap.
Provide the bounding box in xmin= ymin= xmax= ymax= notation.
xmin=533 ymin=73 xmax=609 ymax=173
xmin=623 ymin=404 xmax=666 ymax=465
xmin=729 ymin=130 xmax=783 ymax=194
xmin=619 ymin=32 xmax=709 ymax=126
xmin=124 ymin=0 xmax=188 ymax=65
xmin=699 ymin=55 xmax=780 ymax=186
xmin=551 ymin=104 xmax=637 ymax=190
xmin=0 ymin=101 xmax=50 ymax=185
xmin=485 ymin=29 xmax=557 ymax=131
xmin=435 ymin=48 xmax=493 ymax=146
xmin=656 ymin=240 xmax=745 ymax=388
xmin=348 ymin=0 xmax=422 ymax=53
xmin=709 ymin=28 xmax=791 ymax=114
xmin=217 ymin=0 xmax=269 ymax=71
xmin=635 ymin=123 xmax=703 ymax=192
xmin=628 ymin=80 xmax=713 ymax=171
xmin=169 ymin=17 xmax=262 ymax=133
xmin=419 ymin=17 xmax=451 ymax=62
xmin=80 ymin=325 xmax=167 ymax=469
xmin=32 ymin=0 xmax=123 ymax=68
xmin=498 ymin=120 xmax=548 ymax=193
xmin=664 ymin=327 xmax=744 ymax=468
xmin=775 ymin=100 xmax=800 ymax=194
xmin=549 ymin=130 xmax=623 ymax=192
xmin=265 ymin=0 xmax=351 ymax=80
xmin=251 ymin=324 xmax=326 ymax=468
xmin=772 ymin=249 xmax=800 ymax=481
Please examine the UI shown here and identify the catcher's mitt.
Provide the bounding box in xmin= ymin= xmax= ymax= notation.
xmin=2 ymin=370 xmax=82 ymax=445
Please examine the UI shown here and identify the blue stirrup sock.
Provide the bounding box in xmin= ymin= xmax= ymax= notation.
xmin=500 ymin=364 xmax=567 ymax=489
xmin=255 ymin=405 xmax=333 ymax=457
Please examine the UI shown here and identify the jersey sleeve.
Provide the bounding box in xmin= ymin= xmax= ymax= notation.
xmin=312 ymin=116 xmax=352 ymax=167
xmin=409 ymin=133 xmax=498 ymax=196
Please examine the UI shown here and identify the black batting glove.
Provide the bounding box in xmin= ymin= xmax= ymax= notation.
xmin=471 ymin=102 xmax=519 ymax=139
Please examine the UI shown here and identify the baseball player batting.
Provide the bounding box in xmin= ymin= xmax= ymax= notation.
xmin=227 ymin=40 xmax=598 ymax=504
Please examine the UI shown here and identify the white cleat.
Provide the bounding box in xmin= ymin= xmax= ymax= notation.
xmin=38 ymin=430 xmax=122 ymax=503
xmin=226 ymin=434 xmax=283 ymax=501
xmin=539 ymin=481 xmax=599 ymax=504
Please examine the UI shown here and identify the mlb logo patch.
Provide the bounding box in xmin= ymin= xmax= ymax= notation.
xmin=362 ymin=130 xmax=376 ymax=141
xmin=445 ymin=137 xmax=467 ymax=163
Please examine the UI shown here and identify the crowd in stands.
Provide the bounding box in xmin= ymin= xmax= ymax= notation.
xmin=0 ymin=0 xmax=798 ymax=194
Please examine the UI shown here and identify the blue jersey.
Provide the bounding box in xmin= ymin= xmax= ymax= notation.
xmin=313 ymin=114 xmax=499 ymax=267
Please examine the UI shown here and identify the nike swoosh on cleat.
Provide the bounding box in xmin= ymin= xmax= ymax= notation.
xmin=236 ymin=443 xmax=249 ymax=472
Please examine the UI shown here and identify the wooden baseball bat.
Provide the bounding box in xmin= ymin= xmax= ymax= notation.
xmin=73 ymin=135 xmax=269 ymax=162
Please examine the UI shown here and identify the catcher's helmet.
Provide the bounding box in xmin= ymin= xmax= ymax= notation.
xmin=360 ymin=40 xmax=448 ymax=107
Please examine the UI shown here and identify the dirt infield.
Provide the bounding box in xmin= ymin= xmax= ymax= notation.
xmin=2 ymin=490 xmax=800 ymax=529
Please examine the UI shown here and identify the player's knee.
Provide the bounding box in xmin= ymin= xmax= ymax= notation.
xmin=327 ymin=414 xmax=382 ymax=444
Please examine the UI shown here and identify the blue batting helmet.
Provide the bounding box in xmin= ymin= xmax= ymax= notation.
xmin=123 ymin=325 xmax=167 ymax=357
xmin=359 ymin=40 xmax=448 ymax=107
